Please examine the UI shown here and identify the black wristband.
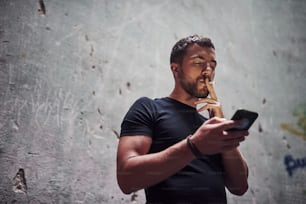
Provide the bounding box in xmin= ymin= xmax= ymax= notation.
xmin=187 ymin=135 xmax=203 ymax=159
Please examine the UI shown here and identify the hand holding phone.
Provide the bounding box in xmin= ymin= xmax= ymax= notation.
xmin=227 ymin=109 xmax=258 ymax=131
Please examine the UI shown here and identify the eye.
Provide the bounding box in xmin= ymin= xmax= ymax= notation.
xmin=192 ymin=61 xmax=216 ymax=71
xmin=193 ymin=61 xmax=205 ymax=66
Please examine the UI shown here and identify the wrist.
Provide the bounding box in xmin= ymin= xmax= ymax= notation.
xmin=222 ymin=148 xmax=240 ymax=159
xmin=186 ymin=135 xmax=203 ymax=159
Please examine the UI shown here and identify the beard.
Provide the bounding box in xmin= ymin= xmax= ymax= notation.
xmin=179 ymin=74 xmax=209 ymax=98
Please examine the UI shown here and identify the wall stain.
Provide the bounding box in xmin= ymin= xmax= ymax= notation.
xmin=126 ymin=82 xmax=131 ymax=90
xmin=85 ymin=35 xmax=89 ymax=41
xmin=89 ymin=45 xmax=94 ymax=57
xmin=12 ymin=169 xmax=27 ymax=194
xmin=258 ymin=123 xmax=263 ymax=133
xmin=282 ymin=136 xmax=291 ymax=149
xmin=131 ymin=192 xmax=138 ymax=202
xmin=38 ymin=0 xmax=46 ymax=16
xmin=281 ymin=102 xmax=306 ymax=140
xmin=113 ymin=130 xmax=119 ymax=138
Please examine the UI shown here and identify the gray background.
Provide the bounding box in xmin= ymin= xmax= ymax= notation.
xmin=1 ymin=0 xmax=306 ymax=203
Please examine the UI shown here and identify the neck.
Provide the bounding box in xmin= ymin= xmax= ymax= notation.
xmin=168 ymin=90 xmax=198 ymax=108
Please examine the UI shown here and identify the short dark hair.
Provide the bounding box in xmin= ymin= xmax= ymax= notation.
xmin=170 ymin=34 xmax=215 ymax=64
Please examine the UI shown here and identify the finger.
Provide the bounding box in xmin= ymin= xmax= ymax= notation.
xmin=204 ymin=117 xmax=226 ymax=125
xmin=195 ymin=98 xmax=218 ymax=105
xmin=221 ymin=136 xmax=245 ymax=147
xmin=219 ymin=120 xmax=246 ymax=131
xmin=222 ymin=135 xmax=246 ymax=142
xmin=197 ymin=103 xmax=221 ymax=113
xmin=223 ymin=128 xmax=249 ymax=135
xmin=222 ymin=130 xmax=249 ymax=142
xmin=205 ymin=78 xmax=218 ymax=100
xmin=197 ymin=104 xmax=209 ymax=113
xmin=230 ymin=130 xmax=249 ymax=137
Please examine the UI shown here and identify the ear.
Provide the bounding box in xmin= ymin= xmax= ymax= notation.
xmin=170 ymin=63 xmax=179 ymax=73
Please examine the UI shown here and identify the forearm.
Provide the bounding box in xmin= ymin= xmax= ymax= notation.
xmin=117 ymin=139 xmax=194 ymax=194
xmin=222 ymin=148 xmax=249 ymax=195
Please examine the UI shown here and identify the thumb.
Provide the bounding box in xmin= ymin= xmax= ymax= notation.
xmin=221 ymin=120 xmax=244 ymax=130
xmin=205 ymin=117 xmax=226 ymax=125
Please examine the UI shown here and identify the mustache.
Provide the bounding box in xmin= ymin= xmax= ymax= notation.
xmin=198 ymin=77 xmax=214 ymax=84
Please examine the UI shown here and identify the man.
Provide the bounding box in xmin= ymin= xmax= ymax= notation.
xmin=117 ymin=35 xmax=249 ymax=204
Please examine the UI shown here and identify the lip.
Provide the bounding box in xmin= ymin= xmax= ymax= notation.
xmin=198 ymin=80 xmax=206 ymax=86
xmin=199 ymin=79 xmax=205 ymax=83
xmin=198 ymin=80 xmax=207 ymax=89
xmin=203 ymin=77 xmax=215 ymax=85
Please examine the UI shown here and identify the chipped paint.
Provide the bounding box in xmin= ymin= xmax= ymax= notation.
xmin=281 ymin=102 xmax=306 ymax=140
xmin=38 ymin=0 xmax=46 ymax=15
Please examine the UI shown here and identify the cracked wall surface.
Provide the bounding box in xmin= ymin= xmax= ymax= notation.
xmin=0 ymin=0 xmax=306 ymax=203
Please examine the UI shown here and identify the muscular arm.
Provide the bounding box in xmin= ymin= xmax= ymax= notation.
xmin=190 ymin=117 xmax=249 ymax=196
xmin=116 ymin=135 xmax=194 ymax=194
xmin=222 ymin=148 xmax=249 ymax=195
xmin=117 ymin=118 xmax=249 ymax=195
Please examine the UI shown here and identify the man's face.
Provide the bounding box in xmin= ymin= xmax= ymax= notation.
xmin=176 ymin=43 xmax=217 ymax=98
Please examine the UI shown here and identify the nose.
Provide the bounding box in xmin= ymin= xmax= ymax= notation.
xmin=201 ymin=63 xmax=213 ymax=78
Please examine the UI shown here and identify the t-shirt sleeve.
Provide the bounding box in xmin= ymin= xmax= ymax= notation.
xmin=120 ymin=97 xmax=156 ymax=137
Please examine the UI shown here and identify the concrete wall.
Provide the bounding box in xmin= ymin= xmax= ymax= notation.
xmin=0 ymin=0 xmax=305 ymax=203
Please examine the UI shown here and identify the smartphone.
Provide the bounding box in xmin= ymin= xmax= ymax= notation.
xmin=227 ymin=109 xmax=258 ymax=131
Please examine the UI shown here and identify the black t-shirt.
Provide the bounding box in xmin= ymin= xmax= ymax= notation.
xmin=120 ymin=97 xmax=226 ymax=204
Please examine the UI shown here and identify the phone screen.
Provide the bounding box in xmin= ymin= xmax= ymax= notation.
xmin=227 ymin=109 xmax=258 ymax=131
